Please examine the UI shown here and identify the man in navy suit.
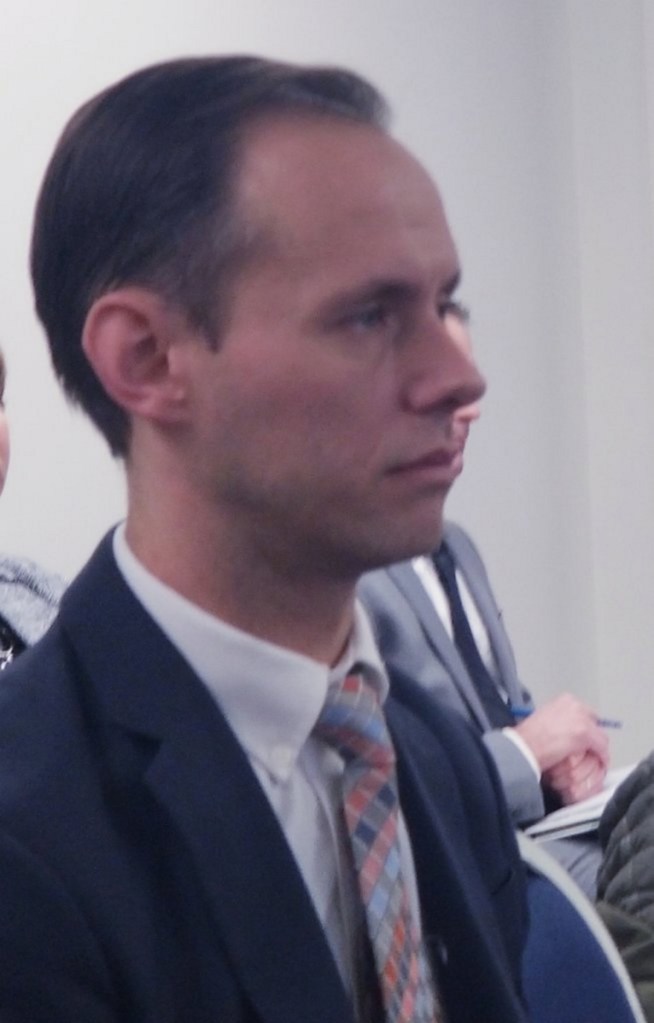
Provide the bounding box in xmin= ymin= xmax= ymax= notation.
xmin=0 ymin=58 xmax=530 ymax=1021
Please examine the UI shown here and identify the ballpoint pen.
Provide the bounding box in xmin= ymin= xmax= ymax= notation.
xmin=510 ymin=705 xmax=622 ymax=729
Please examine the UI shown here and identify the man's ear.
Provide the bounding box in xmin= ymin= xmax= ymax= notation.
xmin=82 ymin=288 xmax=194 ymax=424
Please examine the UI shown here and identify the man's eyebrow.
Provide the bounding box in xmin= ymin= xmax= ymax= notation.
xmin=443 ymin=270 xmax=462 ymax=296
xmin=320 ymin=269 xmax=462 ymax=315
xmin=327 ymin=279 xmax=418 ymax=307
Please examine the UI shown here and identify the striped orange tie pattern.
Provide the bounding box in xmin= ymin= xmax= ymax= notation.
xmin=316 ymin=673 xmax=441 ymax=1023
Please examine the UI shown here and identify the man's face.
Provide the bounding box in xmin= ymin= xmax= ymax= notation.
xmin=180 ymin=115 xmax=485 ymax=579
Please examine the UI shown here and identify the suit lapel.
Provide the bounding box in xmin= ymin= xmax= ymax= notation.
xmin=387 ymin=562 xmax=490 ymax=728
xmin=143 ymin=711 xmax=353 ymax=1023
xmin=445 ymin=531 xmax=524 ymax=707
xmin=59 ymin=535 xmax=354 ymax=1023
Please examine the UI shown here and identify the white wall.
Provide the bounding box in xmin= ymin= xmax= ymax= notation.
xmin=1 ymin=0 xmax=653 ymax=761
xmin=565 ymin=0 xmax=654 ymax=763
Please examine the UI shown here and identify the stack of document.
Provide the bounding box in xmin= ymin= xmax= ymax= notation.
xmin=525 ymin=764 xmax=636 ymax=841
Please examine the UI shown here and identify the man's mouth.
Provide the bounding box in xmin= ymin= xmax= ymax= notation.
xmin=389 ymin=446 xmax=464 ymax=482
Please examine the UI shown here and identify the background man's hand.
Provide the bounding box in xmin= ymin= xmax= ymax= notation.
xmin=514 ymin=692 xmax=610 ymax=804
xmin=542 ymin=751 xmax=606 ymax=804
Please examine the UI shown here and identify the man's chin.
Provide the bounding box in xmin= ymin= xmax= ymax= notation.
xmin=356 ymin=524 xmax=445 ymax=573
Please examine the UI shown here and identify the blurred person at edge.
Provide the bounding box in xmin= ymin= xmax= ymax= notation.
xmin=0 ymin=346 xmax=65 ymax=666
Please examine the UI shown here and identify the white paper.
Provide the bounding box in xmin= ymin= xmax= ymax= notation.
xmin=525 ymin=764 xmax=637 ymax=841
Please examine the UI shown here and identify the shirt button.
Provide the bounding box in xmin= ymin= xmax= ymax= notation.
xmin=270 ymin=744 xmax=294 ymax=778
xmin=434 ymin=937 xmax=448 ymax=965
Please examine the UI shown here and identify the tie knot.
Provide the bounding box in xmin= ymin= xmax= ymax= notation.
xmin=315 ymin=672 xmax=394 ymax=770
xmin=432 ymin=542 xmax=456 ymax=584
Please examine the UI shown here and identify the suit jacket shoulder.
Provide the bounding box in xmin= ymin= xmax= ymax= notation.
xmin=0 ymin=536 xmax=350 ymax=1023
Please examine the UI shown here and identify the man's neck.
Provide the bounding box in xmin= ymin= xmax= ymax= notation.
xmin=124 ymin=509 xmax=358 ymax=667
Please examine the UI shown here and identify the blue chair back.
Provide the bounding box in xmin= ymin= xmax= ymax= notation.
xmin=519 ymin=834 xmax=645 ymax=1023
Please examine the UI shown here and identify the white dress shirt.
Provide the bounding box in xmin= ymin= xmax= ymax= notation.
xmin=113 ymin=525 xmax=423 ymax=1006
xmin=412 ymin=554 xmax=540 ymax=780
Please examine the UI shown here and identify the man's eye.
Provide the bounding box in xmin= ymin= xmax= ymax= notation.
xmin=348 ymin=304 xmax=390 ymax=331
xmin=439 ymin=298 xmax=470 ymax=323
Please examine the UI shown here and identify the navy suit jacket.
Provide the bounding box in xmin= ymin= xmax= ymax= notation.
xmin=0 ymin=534 xmax=529 ymax=1022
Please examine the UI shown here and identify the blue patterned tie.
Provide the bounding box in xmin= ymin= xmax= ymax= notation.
xmin=315 ymin=673 xmax=440 ymax=1022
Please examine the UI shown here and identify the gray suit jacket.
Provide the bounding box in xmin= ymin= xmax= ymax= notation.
xmin=358 ymin=522 xmax=543 ymax=825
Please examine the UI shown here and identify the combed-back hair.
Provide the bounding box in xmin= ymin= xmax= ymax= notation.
xmin=30 ymin=56 xmax=389 ymax=455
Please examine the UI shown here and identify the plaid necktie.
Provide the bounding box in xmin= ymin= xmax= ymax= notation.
xmin=315 ymin=673 xmax=440 ymax=1023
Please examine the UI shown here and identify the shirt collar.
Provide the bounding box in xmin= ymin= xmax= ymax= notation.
xmin=112 ymin=525 xmax=388 ymax=782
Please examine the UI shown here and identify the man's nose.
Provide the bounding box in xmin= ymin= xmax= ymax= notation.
xmin=403 ymin=319 xmax=486 ymax=414
xmin=455 ymin=399 xmax=482 ymax=426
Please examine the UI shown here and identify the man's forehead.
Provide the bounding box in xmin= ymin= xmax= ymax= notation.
xmin=233 ymin=113 xmax=455 ymax=270
xmin=237 ymin=113 xmax=437 ymax=210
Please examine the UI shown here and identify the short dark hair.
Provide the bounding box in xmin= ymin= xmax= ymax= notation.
xmin=30 ymin=56 xmax=388 ymax=456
